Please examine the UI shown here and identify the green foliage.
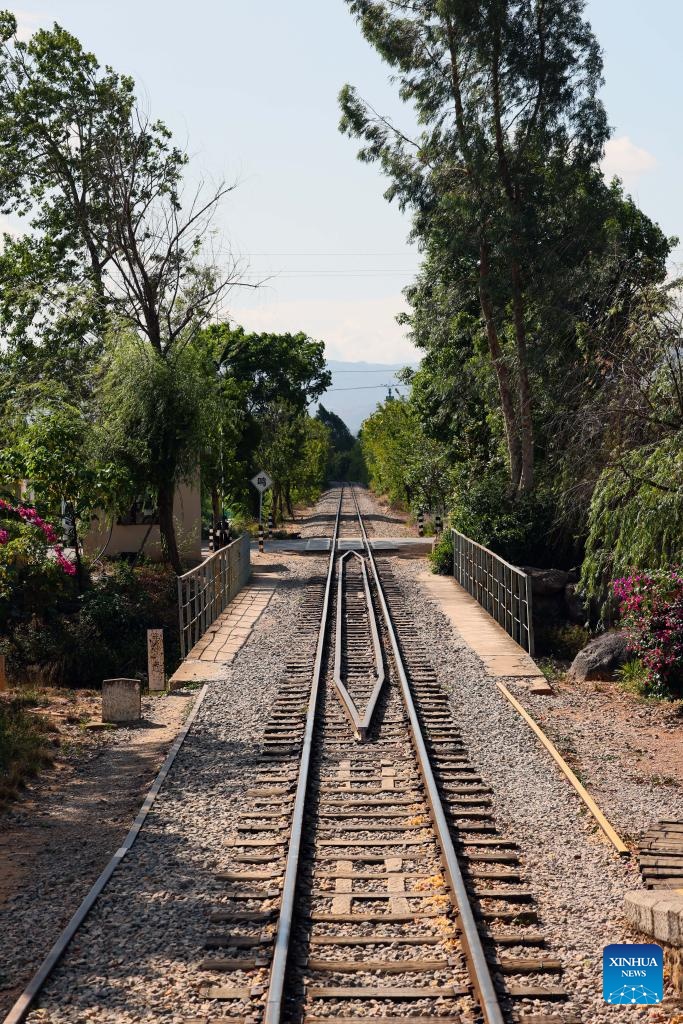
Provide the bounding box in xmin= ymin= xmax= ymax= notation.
xmin=316 ymin=405 xmax=368 ymax=483
xmin=448 ymin=465 xmax=561 ymax=567
xmin=6 ymin=562 xmax=179 ymax=688
xmin=616 ymin=659 xmax=650 ymax=696
xmin=429 ymin=531 xmax=453 ymax=576
xmin=99 ymin=336 xmax=214 ymax=497
xmin=360 ymin=397 xmax=450 ymax=513
xmin=581 ymin=435 xmax=683 ymax=604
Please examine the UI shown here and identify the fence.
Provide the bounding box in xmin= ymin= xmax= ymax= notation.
xmin=452 ymin=529 xmax=534 ymax=655
xmin=177 ymin=533 xmax=251 ymax=659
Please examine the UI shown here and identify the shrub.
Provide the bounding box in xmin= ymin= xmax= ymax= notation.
xmin=6 ymin=562 xmax=180 ymax=688
xmin=429 ymin=531 xmax=454 ymax=575
xmin=613 ymin=568 xmax=683 ymax=698
xmin=449 ymin=468 xmax=567 ymax=568
xmin=616 ymin=659 xmax=650 ymax=696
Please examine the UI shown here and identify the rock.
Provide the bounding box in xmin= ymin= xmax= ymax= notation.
xmin=522 ymin=567 xmax=570 ymax=596
xmin=564 ymin=583 xmax=586 ymax=624
xmin=567 ymin=630 xmax=629 ymax=681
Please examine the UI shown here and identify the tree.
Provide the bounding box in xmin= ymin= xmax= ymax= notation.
xmin=0 ymin=13 xmax=245 ymax=570
xmin=199 ymin=324 xmax=331 ymax=515
xmin=0 ymin=394 xmax=126 ymax=586
xmin=316 ymin=405 xmax=367 ymax=482
xmin=339 ymin=0 xmax=638 ymax=494
xmin=360 ymin=396 xmax=449 ymax=512
xmin=98 ymin=336 xmax=218 ymax=568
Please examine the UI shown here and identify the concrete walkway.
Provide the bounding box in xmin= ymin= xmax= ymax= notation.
xmin=418 ymin=571 xmax=549 ymax=689
xmin=170 ymin=569 xmax=279 ymax=684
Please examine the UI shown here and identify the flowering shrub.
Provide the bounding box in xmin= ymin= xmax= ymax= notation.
xmin=613 ymin=569 xmax=683 ymax=698
xmin=0 ymin=499 xmax=77 ymax=623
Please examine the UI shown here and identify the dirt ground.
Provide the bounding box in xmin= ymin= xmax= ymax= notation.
xmin=522 ymin=667 xmax=683 ymax=843
xmin=0 ymin=685 xmax=194 ymax=1015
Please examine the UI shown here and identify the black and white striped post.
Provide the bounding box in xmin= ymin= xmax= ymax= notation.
xmin=417 ymin=510 xmax=424 ymax=537
xmin=251 ymin=469 xmax=273 ymax=556
xmin=435 ymin=513 xmax=443 ymax=535
xmin=268 ymin=511 xmax=274 ymax=539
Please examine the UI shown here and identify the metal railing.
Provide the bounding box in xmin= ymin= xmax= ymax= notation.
xmin=452 ymin=529 xmax=534 ymax=655
xmin=177 ymin=533 xmax=251 ymax=659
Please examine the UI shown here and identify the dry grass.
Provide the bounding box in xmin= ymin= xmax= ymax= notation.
xmin=0 ymin=695 xmax=55 ymax=804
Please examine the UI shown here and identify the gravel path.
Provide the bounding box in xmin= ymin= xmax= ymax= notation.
xmin=21 ymin=553 xmax=321 ymax=1024
xmin=388 ymin=556 xmax=672 ymax=1023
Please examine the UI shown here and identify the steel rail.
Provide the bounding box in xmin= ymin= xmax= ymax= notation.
xmin=332 ymin=550 xmax=385 ymax=741
xmin=349 ymin=486 xmax=505 ymax=1024
xmin=2 ymin=682 xmax=211 ymax=1024
xmin=263 ymin=484 xmax=344 ymax=1024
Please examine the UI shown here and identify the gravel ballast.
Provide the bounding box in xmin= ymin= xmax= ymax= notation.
xmin=11 ymin=487 xmax=676 ymax=1023
xmin=388 ymin=555 xmax=672 ymax=1022
xmin=20 ymin=552 xmax=322 ymax=1024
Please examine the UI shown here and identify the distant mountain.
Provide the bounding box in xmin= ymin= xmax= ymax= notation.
xmin=313 ymin=359 xmax=418 ymax=434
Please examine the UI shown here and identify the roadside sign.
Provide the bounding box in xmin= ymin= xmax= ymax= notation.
xmin=251 ymin=470 xmax=272 ymax=493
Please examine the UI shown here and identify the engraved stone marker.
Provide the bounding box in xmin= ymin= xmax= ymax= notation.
xmin=102 ymin=678 xmax=141 ymax=723
xmin=147 ymin=629 xmax=165 ymax=691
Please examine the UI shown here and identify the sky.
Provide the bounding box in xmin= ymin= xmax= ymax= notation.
xmin=5 ymin=1 xmax=683 ymax=367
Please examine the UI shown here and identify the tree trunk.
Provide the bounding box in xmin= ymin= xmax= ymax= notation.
xmin=67 ymin=504 xmax=84 ymax=593
xmin=511 ymin=261 xmax=534 ymax=491
xmin=158 ymin=480 xmax=182 ymax=573
xmin=211 ymin=485 xmax=221 ymax=531
xmin=479 ymin=240 xmax=522 ymax=493
xmin=285 ymin=483 xmax=294 ymax=519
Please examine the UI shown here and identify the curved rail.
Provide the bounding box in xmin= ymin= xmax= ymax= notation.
xmin=331 ymin=550 xmax=385 ymax=741
xmin=349 ymin=485 xmax=505 ymax=1024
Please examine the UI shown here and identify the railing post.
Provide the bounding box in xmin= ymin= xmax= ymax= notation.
xmin=525 ymin=572 xmax=535 ymax=656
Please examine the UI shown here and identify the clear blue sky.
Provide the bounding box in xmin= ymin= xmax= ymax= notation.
xmin=6 ymin=1 xmax=682 ymax=362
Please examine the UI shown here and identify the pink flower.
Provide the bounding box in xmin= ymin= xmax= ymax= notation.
xmin=53 ymin=545 xmax=77 ymax=576
xmin=0 ymin=529 xmax=8 ymax=545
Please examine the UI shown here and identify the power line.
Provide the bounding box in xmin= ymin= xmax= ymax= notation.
xmin=325 ymin=383 xmax=409 ymax=392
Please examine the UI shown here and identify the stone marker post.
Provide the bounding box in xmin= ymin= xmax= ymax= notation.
xmin=147 ymin=629 xmax=165 ymax=691
xmin=102 ymin=678 xmax=141 ymax=723
xmin=0 ymin=654 xmax=7 ymax=692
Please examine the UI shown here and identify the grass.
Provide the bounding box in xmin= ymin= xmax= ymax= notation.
xmin=0 ymin=697 xmax=55 ymax=803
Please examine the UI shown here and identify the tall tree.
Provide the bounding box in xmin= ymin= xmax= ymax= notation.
xmin=339 ymin=0 xmax=613 ymax=494
xmin=0 ymin=13 xmax=244 ymax=570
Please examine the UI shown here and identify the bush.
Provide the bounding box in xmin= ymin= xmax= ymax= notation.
xmin=449 ymin=468 xmax=567 ymax=568
xmin=613 ymin=568 xmax=683 ymax=698
xmin=6 ymin=562 xmax=180 ymax=688
xmin=429 ymin=531 xmax=453 ymax=575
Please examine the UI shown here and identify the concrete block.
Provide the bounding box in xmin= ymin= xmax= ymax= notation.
xmin=147 ymin=629 xmax=165 ymax=691
xmin=102 ymin=678 xmax=141 ymax=723
xmin=625 ymin=889 xmax=683 ymax=947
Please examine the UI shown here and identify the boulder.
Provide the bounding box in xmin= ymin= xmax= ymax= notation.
xmin=567 ymin=630 xmax=629 ymax=682
xmin=522 ymin=567 xmax=570 ymax=596
xmin=564 ymin=583 xmax=587 ymax=624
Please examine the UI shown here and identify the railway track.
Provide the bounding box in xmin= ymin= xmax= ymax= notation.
xmin=194 ymin=486 xmax=570 ymax=1024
